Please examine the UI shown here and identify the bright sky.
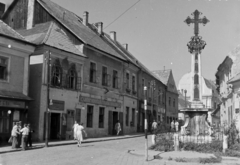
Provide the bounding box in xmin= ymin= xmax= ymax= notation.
xmin=2 ymin=0 xmax=240 ymax=86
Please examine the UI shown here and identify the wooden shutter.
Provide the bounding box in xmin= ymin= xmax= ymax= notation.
xmin=119 ymin=112 xmax=124 ymax=135
xmin=76 ymin=77 xmax=82 ymax=90
xmin=107 ymin=74 xmax=111 ymax=87
xmin=108 ymin=111 xmax=113 ymax=135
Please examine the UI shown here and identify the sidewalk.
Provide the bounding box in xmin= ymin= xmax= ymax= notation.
xmin=0 ymin=133 xmax=144 ymax=154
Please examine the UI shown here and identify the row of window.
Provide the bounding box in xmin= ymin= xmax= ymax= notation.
xmin=51 ymin=59 xmax=81 ymax=90
xmin=85 ymin=105 xmax=105 ymax=128
xmin=141 ymin=78 xmax=165 ymax=105
xmin=85 ymin=105 xmax=136 ymax=128
xmin=125 ymin=72 xmax=136 ymax=94
xmin=89 ymin=62 xmax=119 ymax=89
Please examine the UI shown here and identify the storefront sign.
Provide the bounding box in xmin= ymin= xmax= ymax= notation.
xmin=79 ymin=96 xmax=121 ymax=108
xmin=0 ymin=99 xmax=25 ymax=108
xmin=13 ymin=111 xmax=20 ymax=121
xmin=49 ymin=100 xmax=65 ymax=111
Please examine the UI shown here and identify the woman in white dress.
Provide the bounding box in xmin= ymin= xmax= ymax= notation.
xmin=76 ymin=123 xmax=87 ymax=147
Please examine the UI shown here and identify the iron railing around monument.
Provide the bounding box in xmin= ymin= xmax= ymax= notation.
xmin=155 ymin=129 xmax=224 ymax=145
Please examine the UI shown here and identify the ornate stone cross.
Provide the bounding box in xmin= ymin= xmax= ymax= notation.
xmin=184 ymin=10 xmax=209 ymax=36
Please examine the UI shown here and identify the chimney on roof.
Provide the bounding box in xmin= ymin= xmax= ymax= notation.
xmin=83 ymin=11 xmax=89 ymax=26
xmin=122 ymin=43 xmax=128 ymax=50
xmin=0 ymin=3 xmax=5 ymax=18
xmin=96 ymin=22 xmax=103 ymax=35
xmin=26 ymin=0 xmax=35 ymax=29
xmin=110 ymin=31 xmax=116 ymax=41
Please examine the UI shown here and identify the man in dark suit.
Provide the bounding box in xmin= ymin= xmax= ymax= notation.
xmin=27 ymin=124 xmax=34 ymax=147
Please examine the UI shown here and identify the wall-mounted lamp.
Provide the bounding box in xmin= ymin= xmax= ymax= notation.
xmin=8 ymin=44 xmax=11 ymax=48
xmin=8 ymin=110 xmax=11 ymax=115
xmin=82 ymin=106 xmax=85 ymax=110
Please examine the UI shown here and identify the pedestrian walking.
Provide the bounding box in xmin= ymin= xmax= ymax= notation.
xmin=17 ymin=121 xmax=22 ymax=148
xmin=175 ymin=120 xmax=179 ymax=132
xmin=76 ymin=123 xmax=87 ymax=147
xmin=151 ymin=120 xmax=158 ymax=134
xmin=171 ymin=120 xmax=175 ymax=132
xmin=20 ymin=124 xmax=29 ymax=151
xmin=72 ymin=121 xmax=78 ymax=140
xmin=10 ymin=122 xmax=20 ymax=149
xmin=115 ymin=120 xmax=121 ymax=136
xmin=27 ymin=124 xmax=34 ymax=147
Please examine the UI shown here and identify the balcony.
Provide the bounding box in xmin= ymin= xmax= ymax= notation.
xmin=126 ymin=88 xmax=131 ymax=94
xmin=132 ymin=90 xmax=137 ymax=95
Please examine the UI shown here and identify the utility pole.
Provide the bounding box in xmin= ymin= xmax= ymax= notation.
xmin=45 ymin=50 xmax=51 ymax=147
xmin=144 ymin=86 xmax=148 ymax=161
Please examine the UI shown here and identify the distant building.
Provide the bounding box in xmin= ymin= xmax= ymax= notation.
xmin=216 ymin=46 xmax=240 ymax=130
xmin=152 ymin=69 xmax=178 ymax=128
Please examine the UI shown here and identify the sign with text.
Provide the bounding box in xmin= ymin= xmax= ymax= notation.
xmin=0 ymin=99 xmax=25 ymax=108
xmin=49 ymin=100 xmax=65 ymax=111
xmin=79 ymin=96 xmax=121 ymax=108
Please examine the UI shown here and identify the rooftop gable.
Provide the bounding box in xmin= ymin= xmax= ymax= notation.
xmin=36 ymin=0 xmax=125 ymax=60
xmin=0 ymin=20 xmax=26 ymax=41
xmin=17 ymin=21 xmax=86 ymax=57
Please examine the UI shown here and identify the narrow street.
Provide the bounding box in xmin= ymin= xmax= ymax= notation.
xmin=0 ymin=136 xmax=151 ymax=165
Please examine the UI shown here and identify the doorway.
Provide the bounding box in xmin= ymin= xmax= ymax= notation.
xmin=112 ymin=112 xmax=118 ymax=135
xmin=50 ymin=113 xmax=60 ymax=140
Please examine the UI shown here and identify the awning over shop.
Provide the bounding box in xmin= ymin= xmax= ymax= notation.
xmin=0 ymin=90 xmax=32 ymax=101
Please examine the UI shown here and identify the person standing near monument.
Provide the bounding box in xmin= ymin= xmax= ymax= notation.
xmin=175 ymin=120 xmax=179 ymax=132
xmin=151 ymin=120 xmax=158 ymax=134
xmin=171 ymin=120 xmax=175 ymax=132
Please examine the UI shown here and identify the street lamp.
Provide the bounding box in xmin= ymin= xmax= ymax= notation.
xmin=45 ymin=50 xmax=51 ymax=147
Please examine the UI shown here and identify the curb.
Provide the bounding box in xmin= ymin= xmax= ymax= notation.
xmin=0 ymin=134 xmax=144 ymax=154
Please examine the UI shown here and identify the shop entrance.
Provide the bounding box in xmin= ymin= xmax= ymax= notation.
xmin=112 ymin=112 xmax=118 ymax=135
xmin=108 ymin=111 xmax=123 ymax=135
xmin=50 ymin=113 xmax=60 ymax=140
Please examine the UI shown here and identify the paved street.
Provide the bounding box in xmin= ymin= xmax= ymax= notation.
xmin=0 ymin=136 xmax=240 ymax=165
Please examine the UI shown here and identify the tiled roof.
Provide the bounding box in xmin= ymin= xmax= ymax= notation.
xmin=204 ymin=78 xmax=216 ymax=89
xmin=103 ymin=32 xmax=165 ymax=84
xmin=36 ymin=0 xmax=125 ymax=60
xmin=151 ymin=70 xmax=171 ymax=85
xmin=17 ymin=21 xmax=86 ymax=57
xmin=228 ymin=73 xmax=240 ymax=84
xmin=0 ymin=20 xmax=26 ymax=41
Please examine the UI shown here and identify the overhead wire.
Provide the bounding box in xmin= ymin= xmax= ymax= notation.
xmin=86 ymin=0 xmax=142 ymax=43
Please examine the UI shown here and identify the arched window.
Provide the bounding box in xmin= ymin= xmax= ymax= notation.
xmin=194 ymin=87 xmax=199 ymax=100
xmin=68 ymin=64 xmax=77 ymax=89
xmin=195 ymin=63 xmax=198 ymax=73
xmin=51 ymin=59 xmax=62 ymax=87
xmin=194 ymin=74 xmax=199 ymax=84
